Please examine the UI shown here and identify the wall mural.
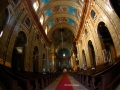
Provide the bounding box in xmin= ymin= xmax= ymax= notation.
xmin=41 ymin=0 xmax=51 ymax=4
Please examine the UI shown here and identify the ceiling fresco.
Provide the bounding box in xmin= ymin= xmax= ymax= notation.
xmin=45 ymin=5 xmax=76 ymax=17
xmin=48 ymin=17 xmax=77 ymax=29
xmin=33 ymin=0 xmax=85 ymax=57
xmin=44 ymin=5 xmax=80 ymax=30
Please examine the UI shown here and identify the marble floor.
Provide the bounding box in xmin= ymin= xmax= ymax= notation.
xmin=44 ymin=74 xmax=88 ymax=90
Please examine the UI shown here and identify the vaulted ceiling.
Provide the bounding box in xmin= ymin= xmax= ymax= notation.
xmin=31 ymin=0 xmax=85 ymax=57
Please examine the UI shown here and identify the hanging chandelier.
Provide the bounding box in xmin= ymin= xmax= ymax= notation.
xmin=61 ymin=28 xmax=65 ymax=57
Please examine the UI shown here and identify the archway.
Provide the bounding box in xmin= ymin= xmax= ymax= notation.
xmin=33 ymin=46 xmax=39 ymax=72
xmin=82 ymin=50 xmax=87 ymax=70
xmin=12 ymin=31 xmax=27 ymax=72
xmin=97 ymin=22 xmax=116 ymax=64
xmin=0 ymin=8 xmax=8 ymax=39
xmin=42 ymin=53 xmax=46 ymax=74
xmin=109 ymin=0 xmax=120 ymax=18
xmin=88 ymin=40 xmax=96 ymax=69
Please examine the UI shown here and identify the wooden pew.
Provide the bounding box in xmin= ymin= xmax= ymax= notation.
xmin=17 ymin=72 xmax=56 ymax=89
xmin=98 ymin=61 xmax=120 ymax=90
xmin=14 ymin=72 xmax=40 ymax=90
xmin=69 ymin=61 xmax=120 ymax=90
xmin=0 ymin=67 xmax=22 ymax=90
xmin=5 ymin=69 xmax=34 ymax=90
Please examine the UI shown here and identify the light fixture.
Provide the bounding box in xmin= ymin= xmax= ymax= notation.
xmin=63 ymin=51 xmax=66 ymax=57
xmin=61 ymin=28 xmax=66 ymax=57
xmin=0 ymin=31 xmax=3 ymax=37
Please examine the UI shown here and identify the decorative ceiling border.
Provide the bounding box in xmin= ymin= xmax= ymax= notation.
xmin=47 ymin=23 xmax=77 ymax=38
xmin=41 ymin=1 xmax=82 ymax=12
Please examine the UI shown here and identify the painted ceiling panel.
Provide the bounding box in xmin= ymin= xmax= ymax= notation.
xmin=44 ymin=14 xmax=79 ymax=24
xmin=44 ymin=5 xmax=76 ymax=17
xmin=45 ymin=8 xmax=52 ymax=17
xmin=41 ymin=0 xmax=51 ymax=4
xmin=48 ymin=17 xmax=75 ymax=29
xmin=41 ymin=1 xmax=82 ymax=12
xmin=68 ymin=6 xmax=75 ymax=14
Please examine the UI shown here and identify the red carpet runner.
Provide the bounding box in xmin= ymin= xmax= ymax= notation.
xmin=55 ymin=73 xmax=73 ymax=90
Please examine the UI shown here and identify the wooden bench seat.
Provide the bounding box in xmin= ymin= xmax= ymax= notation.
xmin=5 ymin=69 xmax=34 ymax=90
xmin=0 ymin=67 xmax=22 ymax=90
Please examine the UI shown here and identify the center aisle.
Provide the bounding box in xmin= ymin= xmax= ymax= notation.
xmin=44 ymin=73 xmax=88 ymax=90
xmin=55 ymin=73 xmax=73 ymax=90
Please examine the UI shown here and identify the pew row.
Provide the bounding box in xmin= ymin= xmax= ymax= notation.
xmin=69 ymin=61 xmax=120 ymax=90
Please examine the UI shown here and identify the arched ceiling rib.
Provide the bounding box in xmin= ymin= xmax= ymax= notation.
xmin=47 ymin=23 xmax=77 ymax=38
xmin=41 ymin=1 xmax=82 ymax=12
xmin=44 ymin=13 xmax=79 ymax=26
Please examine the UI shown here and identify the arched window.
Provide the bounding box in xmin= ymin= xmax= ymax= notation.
xmin=44 ymin=44 xmax=46 ymax=48
xmin=85 ymin=29 xmax=88 ymax=35
xmin=0 ymin=8 xmax=8 ymax=37
xmin=91 ymin=9 xmax=96 ymax=19
xmin=14 ymin=0 xmax=19 ymax=5
xmin=109 ymin=0 xmax=120 ymax=18
xmin=25 ymin=18 xmax=30 ymax=27
xmin=36 ymin=34 xmax=40 ymax=40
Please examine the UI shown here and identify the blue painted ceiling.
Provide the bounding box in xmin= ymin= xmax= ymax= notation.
xmin=45 ymin=6 xmax=76 ymax=17
xmin=49 ymin=17 xmax=74 ymax=27
xmin=57 ymin=48 xmax=70 ymax=57
xmin=41 ymin=0 xmax=51 ymax=4
xmin=44 ymin=5 xmax=77 ymax=29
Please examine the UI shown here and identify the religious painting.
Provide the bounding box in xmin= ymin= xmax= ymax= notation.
xmin=52 ymin=5 xmax=68 ymax=13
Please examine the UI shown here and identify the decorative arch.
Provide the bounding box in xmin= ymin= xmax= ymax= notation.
xmin=44 ymin=13 xmax=79 ymax=25
xmin=88 ymin=40 xmax=96 ymax=69
xmin=97 ymin=21 xmax=116 ymax=63
xmin=11 ymin=31 xmax=27 ymax=72
xmin=47 ymin=24 xmax=76 ymax=38
xmin=33 ymin=46 xmax=39 ymax=72
xmin=82 ymin=50 xmax=87 ymax=70
xmin=41 ymin=1 xmax=82 ymax=12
